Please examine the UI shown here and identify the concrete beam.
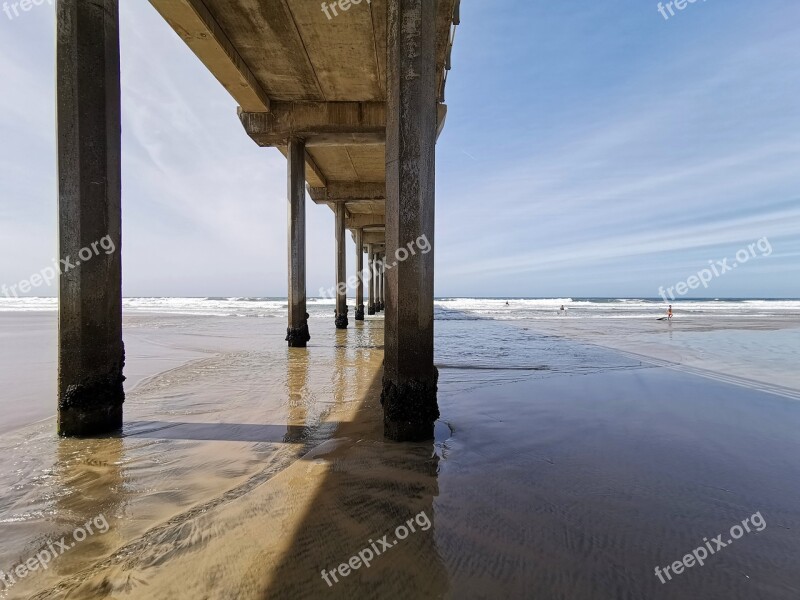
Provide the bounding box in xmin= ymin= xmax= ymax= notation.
xmin=57 ymin=0 xmax=124 ymax=437
xmin=353 ymin=233 xmax=385 ymax=250
xmin=241 ymin=102 xmax=448 ymax=147
xmin=308 ymin=182 xmax=385 ymax=204
xmin=437 ymin=104 xmax=448 ymax=140
xmin=362 ymin=231 xmax=386 ymax=245
xmin=337 ymin=200 xmax=385 ymax=216
xmin=437 ymin=0 xmax=460 ymax=103
xmin=239 ymin=102 xmax=385 ymax=147
xmin=346 ymin=214 xmax=385 ymax=229
xmin=149 ymin=0 xmax=271 ymax=112
xmin=304 ymin=150 xmax=327 ymax=187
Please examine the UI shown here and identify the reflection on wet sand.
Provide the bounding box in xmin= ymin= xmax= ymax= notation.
xmin=285 ymin=348 xmax=310 ymax=443
xmin=53 ymin=437 xmax=125 ymax=567
xmin=0 ymin=438 xmax=126 ymax=599
xmin=262 ymin=375 xmax=448 ymax=599
xmin=9 ymin=318 xmax=417 ymax=599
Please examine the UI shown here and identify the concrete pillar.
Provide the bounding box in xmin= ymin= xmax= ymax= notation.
xmin=367 ymin=244 xmax=376 ymax=315
xmin=286 ymin=138 xmax=310 ymax=347
xmin=376 ymin=254 xmax=383 ymax=312
xmin=380 ymin=255 xmax=386 ymax=311
xmin=334 ymin=203 xmax=348 ymax=329
xmin=57 ymin=0 xmax=124 ymax=437
xmin=382 ymin=0 xmax=439 ymax=441
xmin=354 ymin=229 xmax=365 ymax=320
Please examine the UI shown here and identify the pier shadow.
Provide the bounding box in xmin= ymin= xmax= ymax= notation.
xmin=25 ymin=318 xmax=447 ymax=599
xmin=259 ymin=368 xmax=450 ymax=600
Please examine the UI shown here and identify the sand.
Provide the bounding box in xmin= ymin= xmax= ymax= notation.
xmin=1 ymin=312 xmax=799 ymax=599
xmin=517 ymin=314 xmax=800 ymax=395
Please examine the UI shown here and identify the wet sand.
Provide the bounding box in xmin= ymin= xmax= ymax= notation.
xmin=0 ymin=312 xmax=213 ymax=434
xmin=517 ymin=314 xmax=800 ymax=396
xmin=1 ymin=314 xmax=800 ymax=599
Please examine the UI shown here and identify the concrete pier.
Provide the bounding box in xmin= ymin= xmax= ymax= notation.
xmin=56 ymin=0 xmax=125 ymax=437
xmin=382 ymin=0 xmax=440 ymax=441
xmin=286 ymin=138 xmax=310 ymax=347
xmin=334 ymin=202 xmax=348 ymax=329
xmin=138 ymin=0 xmax=457 ymax=440
xmin=354 ymin=229 xmax=365 ymax=321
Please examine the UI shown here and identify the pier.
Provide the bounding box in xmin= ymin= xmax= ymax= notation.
xmin=56 ymin=0 xmax=459 ymax=441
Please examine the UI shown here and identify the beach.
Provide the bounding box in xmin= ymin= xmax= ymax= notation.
xmin=1 ymin=299 xmax=799 ymax=599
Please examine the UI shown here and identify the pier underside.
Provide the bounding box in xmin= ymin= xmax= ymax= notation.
xmin=56 ymin=0 xmax=459 ymax=441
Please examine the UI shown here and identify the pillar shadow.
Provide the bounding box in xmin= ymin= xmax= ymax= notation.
xmin=259 ymin=368 xmax=449 ymax=599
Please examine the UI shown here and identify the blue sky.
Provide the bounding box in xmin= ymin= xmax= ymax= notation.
xmin=0 ymin=0 xmax=798 ymax=298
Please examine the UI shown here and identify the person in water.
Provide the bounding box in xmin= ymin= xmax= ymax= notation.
xmin=559 ymin=305 xmax=567 ymax=316
xmin=667 ymin=305 xmax=673 ymax=320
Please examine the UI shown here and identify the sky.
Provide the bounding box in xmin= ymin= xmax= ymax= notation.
xmin=0 ymin=0 xmax=798 ymax=299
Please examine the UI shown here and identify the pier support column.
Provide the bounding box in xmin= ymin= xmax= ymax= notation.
xmin=367 ymin=244 xmax=376 ymax=315
xmin=286 ymin=138 xmax=310 ymax=347
xmin=382 ymin=0 xmax=439 ymax=441
xmin=379 ymin=255 xmax=386 ymax=311
xmin=334 ymin=202 xmax=348 ymax=329
xmin=375 ymin=254 xmax=383 ymax=312
xmin=57 ymin=0 xmax=125 ymax=437
xmin=354 ymin=229 xmax=365 ymax=320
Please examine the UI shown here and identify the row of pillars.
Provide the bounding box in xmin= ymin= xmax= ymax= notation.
xmin=338 ymin=232 xmax=387 ymax=328
xmin=333 ymin=208 xmax=386 ymax=330
xmin=55 ymin=0 xmax=438 ymax=442
xmin=286 ymin=143 xmax=387 ymax=342
xmin=366 ymin=247 xmax=386 ymax=317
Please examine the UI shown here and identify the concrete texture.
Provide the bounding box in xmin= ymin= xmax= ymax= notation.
xmin=379 ymin=255 xmax=385 ymax=311
xmin=151 ymin=0 xmax=457 ymax=238
xmin=367 ymin=246 xmax=376 ymax=315
xmin=355 ymin=229 xmax=365 ymax=321
xmin=286 ymin=138 xmax=310 ymax=347
xmin=334 ymin=202 xmax=348 ymax=329
xmin=375 ymin=255 xmax=384 ymax=312
xmin=56 ymin=0 xmax=125 ymax=437
xmin=382 ymin=0 xmax=440 ymax=441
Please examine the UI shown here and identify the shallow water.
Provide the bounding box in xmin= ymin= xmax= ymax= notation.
xmin=1 ymin=301 xmax=799 ymax=598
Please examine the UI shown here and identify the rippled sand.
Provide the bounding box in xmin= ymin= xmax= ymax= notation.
xmin=1 ymin=313 xmax=800 ymax=599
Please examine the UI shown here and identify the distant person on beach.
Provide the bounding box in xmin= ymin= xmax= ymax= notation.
xmin=668 ymin=305 xmax=673 ymax=320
